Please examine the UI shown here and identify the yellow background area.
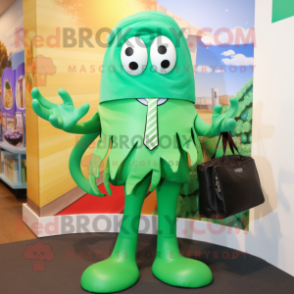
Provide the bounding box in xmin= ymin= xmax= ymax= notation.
xmin=24 ymin=0 xmax=157 ymax=210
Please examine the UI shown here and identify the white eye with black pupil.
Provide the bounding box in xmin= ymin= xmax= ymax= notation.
xmin=121 ymin=37 xmax=147 ymax=76
xmin=150 ymin=36 xmax=176 ymax=74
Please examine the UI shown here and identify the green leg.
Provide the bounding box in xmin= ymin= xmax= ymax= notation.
xmin=81 ymin=175 xmax=150 ymax=293
xmin=152 ymin=179 xmax=213 ymax=288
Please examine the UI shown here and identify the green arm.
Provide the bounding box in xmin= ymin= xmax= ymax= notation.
xmin=194 ymin=98 xmax=238 ymax=137
xmin=31 ymin=87 xmax=100 ymax=134
xmin=68 ymin=112 xmax=101 ymax=134
xmin=32 ymin=87 xmax=105 ymax=196
xmin=194 ymin=115 xmax=211 ymax=136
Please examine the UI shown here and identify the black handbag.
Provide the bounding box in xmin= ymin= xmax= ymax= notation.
xmin=197 ymin=132 xmax=265 ymax=219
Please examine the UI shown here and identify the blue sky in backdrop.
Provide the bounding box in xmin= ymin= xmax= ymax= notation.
xmin=158 ymin=0 xmax=255 ymax=98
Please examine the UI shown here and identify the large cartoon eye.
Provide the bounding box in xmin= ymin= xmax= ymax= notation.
xmin=150 ymin=36 xmax=176 ymax=74
xmin=121 ymin=37 xmax=147 ymax=76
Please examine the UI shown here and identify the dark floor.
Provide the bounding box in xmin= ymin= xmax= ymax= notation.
xmin=0 ymin=232 xmax=294 ymax=294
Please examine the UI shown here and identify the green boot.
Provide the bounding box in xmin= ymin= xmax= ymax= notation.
xmin=81 ymin=236 xmax=139 ymax=293
xmin=81 ymin=176 xmax=150 ymax=293
xmin=152 ymin=179 xmax=213 ymax=288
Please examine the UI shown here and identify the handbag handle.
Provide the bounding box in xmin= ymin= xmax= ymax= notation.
xmin=212 ymin=132 xmax=242 ymax=159
xmin=223 ymin=132 xmax=241 ymax=156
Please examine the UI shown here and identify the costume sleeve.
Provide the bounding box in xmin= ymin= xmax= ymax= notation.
xmin=67 ymin=112 xmax=101 ymax=134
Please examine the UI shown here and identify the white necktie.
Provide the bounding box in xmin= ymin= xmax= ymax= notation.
xmin=144 ymin=98 xmax=159 ymax=150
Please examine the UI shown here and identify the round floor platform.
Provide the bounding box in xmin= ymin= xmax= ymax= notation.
xmin=0 ymin=233 xmax=293 ymax=294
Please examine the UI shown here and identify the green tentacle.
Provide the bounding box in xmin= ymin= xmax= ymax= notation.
xmin=177 ymin=131 xmax=198 ymax=166
xmin=89 ymin=134 xmax=112 ymax=196
xmin=69 ymin=133 xmax=104 ymax=196
xmin=150 ymin=161 xmax=161 ymax=192
xmin=103 ymin=159 xmax=112 ymax=196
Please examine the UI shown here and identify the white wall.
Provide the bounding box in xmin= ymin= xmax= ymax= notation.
xmin=249 ymin=0 xmax=294 ymax=276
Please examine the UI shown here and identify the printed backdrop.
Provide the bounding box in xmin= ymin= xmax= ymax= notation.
xmin=23 ymin=0 xmax=256 ymax=232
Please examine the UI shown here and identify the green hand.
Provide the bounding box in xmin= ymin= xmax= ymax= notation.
xmin=31 ymin=88 xmax=90 ymax=132
xmin=210 ymin=97 xmax=238 ymax=137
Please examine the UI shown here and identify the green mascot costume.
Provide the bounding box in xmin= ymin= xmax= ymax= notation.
xmin=31 ymin=11 xmax=238 ymax=293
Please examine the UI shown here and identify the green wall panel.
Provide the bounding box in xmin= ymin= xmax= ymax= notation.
xmin=272 ymin=0 xmax=294 ymax=23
